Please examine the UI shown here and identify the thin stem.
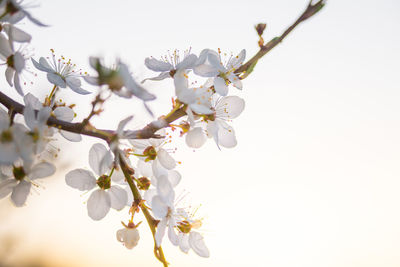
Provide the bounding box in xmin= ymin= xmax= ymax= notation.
xmin=48 ymin=85 xmax=57 ymax=100
xmin=119 ymin=155 xmax=168 ymax=267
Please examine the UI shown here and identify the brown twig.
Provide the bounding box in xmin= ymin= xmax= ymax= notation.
xmin=235 ymin=0 xmax=325 ymax=75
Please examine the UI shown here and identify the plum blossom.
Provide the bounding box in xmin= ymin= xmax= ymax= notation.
xmin=116 ymin=222 xmax=140 ymax=249
xmin=0 ymin=107 xmax=19 ymax=164
xmin=0 ymin=0 xmax=47 ymax=26
xmin=23 ymin=101 xmax=52 ymax=154
xmin=194 ymin=49 xmax=246 ymax=96
xmin=129 ymin=129 xmax=177 ymax=177
xmin=1 ymin=23 xmax=31 ymax=43
xmin=150 ymin=176 xmax=209 ymax=257
xmin=177 ymin=231 xmax=210 ymax=258
xmin=186 ymin=95 xmax=245 ymax=149
xmin=143 ymin=49 xmax=198 ymax=82
xmin=151 ymin=176 xmax=179 ymax=247
xmin=31 ymin=50 xmax=91 ymax=95
xmin=65 ymin=143 xmax=128 ymax=220
xmin=23 ymin=92 xmax=81 ymax=142
xmin=0 ymin=34 xmax=27 ymax=95
xmin=173 ymin=70 xmax=214 ymax=116
xmin=0 ymin=160 xmax=55 ymax=207
xmin=85 ymin=57 xmax=155 ymax=102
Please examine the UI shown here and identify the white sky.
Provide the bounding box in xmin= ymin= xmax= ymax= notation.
xmin=1 ymin=0 xmax=400 ymax=266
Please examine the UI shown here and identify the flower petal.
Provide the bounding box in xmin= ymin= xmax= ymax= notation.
xmin=168 ymin=219 xmax=179 ymax=246
xmin=144 ymin=58 xmax=173 ymax=72
xmin=0 ymin=179 xmax=17 ymax=199
xmin=66 ymin=77 xmax=91 ymax=95
xmin=47 ymin=72 xmax=66 ymax=88
xmin=60 ymin=130 xmax=82 ymax=142
xmin=175 ymin=54 xmax=198 ymax=70
xmin=54 ymin=107 xmax=74 ymax=122
xmin=13 ymin=72 xmax=23 ymax=96
xmin=0 ymin=35 xmax=12 ymax=58
xmin=89 ymin=143 xmax=112 ymax=176
xmin=87 ymin=189 xmax=111 ymax=220
xmin=227 ymin=49 xmax=246 ymax=70
xmin=186 ymin=127 xmax=207 ymax=148
xmin=5 ymin=67 xmax=14 ymax=86
xmin=156 ymin=175 xmax=174 ymax=204
xmin=11 ymin=180 xmax=31 ymax=207
xmin=65 ymin=169 xmax=97 ymax=191
xmin=168 ymin=170 xmax=181 ymax=187
xmin=37 ymin=57 xmax=54 ymax=72
xmin=29 ymin=162 xmax=55 ymax=180
xmin=108 ymin=185 xmax=128 ymax=210
xmin=4 ymin=24 xmax=31 ymax=43
xmin=216 ymin=96 xmax=245 ymax=119
xmin=157 ymin=148 xmax=176 ymax=170
xmin=189 ymin=232 xmax=210 ymax=258
xmin=151 ymin=195 xmax=168 ymax=219
xmin=141 ymin=72 xmax=170 ymax=83
xmin=213 ymin=77 xmax=228 ymax=96
xmin=217 ymin=120 xmax=237 ymax=148
xmin=155 ymin=217 xmax=168 ymax=247
xmin=178 ymin=233 xmax=190 ymax=253
xmin=23 ymin=93 xmax=42 ymax=110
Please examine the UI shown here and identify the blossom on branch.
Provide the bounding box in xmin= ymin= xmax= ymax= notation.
xmin=143 ymin=49 xmax=198 ymax=82
xmin=65 ymin=143 xmax=128 ymax=220
xmin=194 ymin=49 xmax=246 ymax=96
xmin=0 ymin=160 xmax=55 ymax=207
xmin=32 ymin=50 xmax=91 ymax=95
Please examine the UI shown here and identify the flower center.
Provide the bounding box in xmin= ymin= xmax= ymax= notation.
xmin=177 ymin=220 xmax=192 ymax=234
xmin=0 ymin=130 xmax=13 ymax=143
xmin=13 ymin=166 xmax=26 ymax=181
xmin=6 ymin=55 xmax=15 ymax=69
xmin=97 ymin=174 xmax=111 ymax=190
xmin=137 ymin=177 xmax=151 ymax=190
xmin=143 ymin=146 xmax=157 ymax=162
xmin=28 ymin=129 xmax=40 ymax=143
xmin=5 ymin=2 xmax=19 ymax=15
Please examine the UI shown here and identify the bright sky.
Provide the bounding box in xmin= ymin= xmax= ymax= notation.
xmin=1 ymin=0 xmax=400 ymax=266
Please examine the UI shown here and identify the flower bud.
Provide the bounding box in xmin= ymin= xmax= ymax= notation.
xmin=255 ymin=23 xmax=267 ymax=36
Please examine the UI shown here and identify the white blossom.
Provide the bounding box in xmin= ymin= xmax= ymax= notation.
xmin=0 ymin=160 xmax=55 ymax=207
xmin=129 ymin=129 xmax=177 ymax=178
xmin=173 ymin=70 xmax=214 ymax=115
xmin=23 ymin=101 xmax=52 ymax=154
xmin=185 ymin=95 xmax=245 ymax=149
xmin=85 ymin=57 xmax=155 ymax=101
xmin=143 ymin=49 xmax=198 ymax=82
xmin=116 ymin=226 xmax=140 ymax=249
xmin=65 ymin=143 xmax=127 ymax=220
xmin=0 ymin=0 xmax=47 ymax=26
xmin=0 ymin=34 xmax=27 ymax=95
xmin=2 ymin=23 xmax=31 ymax=43
xmin=32 ymin=50 xmax=91 ymax=95
xmin=194 ymin=49 xmax=246 ymax=96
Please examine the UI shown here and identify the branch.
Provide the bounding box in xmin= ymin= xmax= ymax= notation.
xmin=235 ymin=0 xmax=325 ymax=75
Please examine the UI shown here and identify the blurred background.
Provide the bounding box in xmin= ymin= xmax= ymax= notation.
xmin=1 ymin=0 xmax=400 ymax=266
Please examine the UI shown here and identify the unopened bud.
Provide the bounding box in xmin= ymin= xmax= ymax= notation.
xmin=255 ymin=23 xmax=267 ymax=36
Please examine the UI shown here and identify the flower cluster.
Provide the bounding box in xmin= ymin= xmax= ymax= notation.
xmin=0 ymin=0 xmax=323 ymax=265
